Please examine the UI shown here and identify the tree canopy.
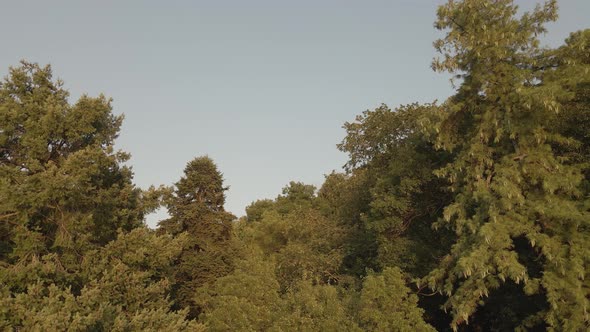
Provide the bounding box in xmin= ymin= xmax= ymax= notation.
xmin=1 ymin=0 xmax=588 ymax=331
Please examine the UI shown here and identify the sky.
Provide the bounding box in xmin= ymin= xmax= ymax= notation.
xmin=1 ymin=0 xmax=588 ymax=227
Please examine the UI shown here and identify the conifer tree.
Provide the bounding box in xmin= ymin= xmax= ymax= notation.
xmin=0 ymin=61 xmax=143 ymax=274
xmin=424 ymin=0 xmax=590 ymax=329
xmin=159 ymin=156 xmax=235 ymax=318
xmin=0 ymin=224 xmax=202 ymax=331
xmin=0 ymin=62 xmax=200 ymax=330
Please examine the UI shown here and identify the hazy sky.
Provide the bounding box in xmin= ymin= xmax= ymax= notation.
xmin=1 ymin=0 xmax=588 ymax=227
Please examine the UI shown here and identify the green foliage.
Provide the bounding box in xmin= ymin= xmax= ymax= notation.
xmin=245 ymin=198 xmax=274 ymax=222
xmin=275 ymin=181 xmax=317 ymax=213
xmin=339 ymin=103 xmax=455 ymax=277
xmin=197 ymin=247 xmax=283 ymax=331
xmin=0 ymin=62 xmax=143 ymax=268
xmin=244 ymin=182 xmax=349 ymax=291
xmin=199 ymin=246 xmax=361 ymax=331
xmin=159 ymin=156 xmax=236 ymax=318
xmin=0 ymin=228 xmax=203 ymax=331
xmin=424 ymin=0 xmax=590 ymax=330
xmin=246 ymin=181 xmax=318 ymax=221
xmin=253 ymin=209 xmax=347 ymax=291
xmin=209 ymin=181 xmax=433 ymax=331
xmin=1 ymin=1 xmax=588 ymax=330
xmin=275 ymin=281 xmax=361 ymax=331
xmin=550 ymin=30 xmax=590 ymax=193
xmin=317 ymin=170 xmax=379 ymax=277
xmin=0 ymin=62 xmax=201 ymax=330
xmin=358 ymin=267 xmax=435 ymax=331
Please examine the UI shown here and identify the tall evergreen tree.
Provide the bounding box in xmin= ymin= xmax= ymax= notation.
xmin=159 ymin=156 xmax=235 ymax=318
xmin=0 ymin=62 xmax=199 ymax=330
xmin=423 ymin=0 xmax=590 ymax=329
xmin=0 ymin=61 xmax=143 ymax=272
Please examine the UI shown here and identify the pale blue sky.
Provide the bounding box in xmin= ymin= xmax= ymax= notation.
xmin=1 ymin=1 xmax=588 ymax=227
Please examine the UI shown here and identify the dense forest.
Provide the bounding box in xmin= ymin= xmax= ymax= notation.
xmin=1 ymin=0 xmax=588 ymax=331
